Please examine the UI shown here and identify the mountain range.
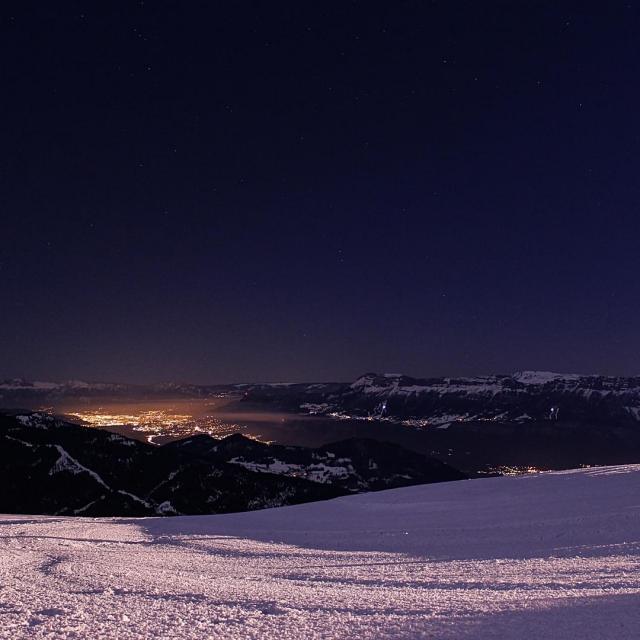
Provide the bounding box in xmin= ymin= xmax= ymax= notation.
xmin=4 ymin=371 xmax=640 ymax=429
xmin=236 ymin=371 xmax=640 ymax=473
xmin=4 ymin=371 xmax=640 ymax=476
xmin=241 ymin=371 xmax=640 ymax=427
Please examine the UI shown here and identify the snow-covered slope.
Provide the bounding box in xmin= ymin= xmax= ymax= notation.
xmin=168 ymin=433 xmax=466 ymax=491
xmin=0 ymin=413 xmax=345 ymax=516
xmin=2 ymin=466 xmax=639 ymax=638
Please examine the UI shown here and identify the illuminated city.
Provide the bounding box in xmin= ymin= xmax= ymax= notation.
xmin=63 ymin=404 xmax=246 ymax=444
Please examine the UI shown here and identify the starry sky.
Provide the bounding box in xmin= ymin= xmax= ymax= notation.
xmin=2 ymin=2 xmax=640 ymax=383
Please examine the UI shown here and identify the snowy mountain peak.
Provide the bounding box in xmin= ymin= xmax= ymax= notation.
xmin=512 ymin=371 xmax=584 ymax=385
xmin=350 ymin=373 xmax=379 ymax=389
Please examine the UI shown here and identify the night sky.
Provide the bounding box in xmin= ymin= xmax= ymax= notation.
xmin=2 ymin=2 xmax=640 ymax=383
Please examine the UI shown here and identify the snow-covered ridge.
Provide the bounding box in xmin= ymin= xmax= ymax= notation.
xmin=347 ymin=370 xmax=640 ymax=396
xmin=0 ymin=378 xmax=338 ymax=399
xmin=299 ymin=371 xmax=640 ymax=426
xmin=0 ymin=379 xmax=127 ymax=391
xmin=512 ymin=370 xmax=584 ymax=384
xmin=349 ymin=370 xmax=630 ymax=394
xmin=4 ymin=370 xmax=640 ymax=399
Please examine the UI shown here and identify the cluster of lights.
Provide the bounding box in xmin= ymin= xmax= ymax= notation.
xmin=484 ymin=466 xmax=544 ymax=476
xmin=66 ymin=409 xmax=193 ymax=428
xmin=65 ymin=408 xmax=248 ymax=444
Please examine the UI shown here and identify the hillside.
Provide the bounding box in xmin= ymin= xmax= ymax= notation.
xmin=167 ymin=432 xmax=466 ymax=491
xmin=0 ymin=413 xmax=343 ymax=516
xmin=0 ymin=413 xmax=463 ymax=516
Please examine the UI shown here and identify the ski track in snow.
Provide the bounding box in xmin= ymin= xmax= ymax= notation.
xmin=1 ymin=466 xmax=639 ymax=639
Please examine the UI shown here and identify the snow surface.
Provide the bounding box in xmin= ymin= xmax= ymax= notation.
xmin=1 ymin=466 xmax=639 ymax=639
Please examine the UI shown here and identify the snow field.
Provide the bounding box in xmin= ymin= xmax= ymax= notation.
xmin=1 ymin=465 xmax=639 ymax=639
